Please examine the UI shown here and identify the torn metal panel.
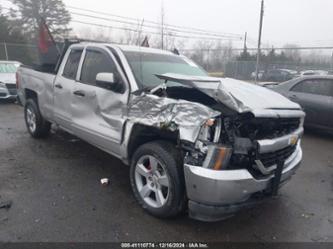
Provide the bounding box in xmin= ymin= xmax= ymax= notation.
xmin=156 ymin=73 xmax=302 ymax=114
xmin=126 ymin=94 xmax=220 ymax=143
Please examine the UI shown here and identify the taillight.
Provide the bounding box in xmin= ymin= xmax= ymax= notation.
xmin=16 ymin=72 xmax=19 ymax=89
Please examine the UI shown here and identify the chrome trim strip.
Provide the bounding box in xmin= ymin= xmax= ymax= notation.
xmin=257 ymin=127 xmax=303 ymax=153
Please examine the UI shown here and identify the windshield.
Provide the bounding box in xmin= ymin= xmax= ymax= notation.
xmin=123 ymin=51 xmax=208 ymax=89
xmin=0 ymin=63 xmax=18 ymax=73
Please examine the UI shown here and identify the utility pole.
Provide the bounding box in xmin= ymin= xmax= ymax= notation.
xmin=255 ymin=0 xmax=264 ymax=83
xmin=161 ymin=1 xmax=164 ymax=50
xmin=4 ymin=42 xmax=9 ymax=60
xmin=243 ymin=32 xmax=247 ymax=51
xmin=331 ymin=51 xmax=333 ymax=72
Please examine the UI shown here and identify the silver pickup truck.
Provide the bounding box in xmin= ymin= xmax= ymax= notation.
xmin=17 ymin=43 xmax=305 ymax=221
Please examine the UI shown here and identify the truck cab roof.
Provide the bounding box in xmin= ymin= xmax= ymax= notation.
xmin=70 ymin=43 xmax=175 ymax=55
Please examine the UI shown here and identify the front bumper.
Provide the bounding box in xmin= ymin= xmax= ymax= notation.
xmin=0 ymin=86 xmax=17 ymax=99
xmin=184 ymin=142 xmax=302 ymax=222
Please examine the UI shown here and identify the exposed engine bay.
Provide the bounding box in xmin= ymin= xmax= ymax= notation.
xmin=151 ymin=85 xmax=302 ymax=178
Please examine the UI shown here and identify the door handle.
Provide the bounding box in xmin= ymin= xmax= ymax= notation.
xmin=55 ymin=84 xmax=63 ymax=89
xmin=73 ymin=90 xmax=85 ymax=97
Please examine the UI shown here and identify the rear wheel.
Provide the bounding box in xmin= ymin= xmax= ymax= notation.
xmin=24 ymin=99 xmax=51 ymax=138
xmin=130 ymin=141 xmax=185 ymax=218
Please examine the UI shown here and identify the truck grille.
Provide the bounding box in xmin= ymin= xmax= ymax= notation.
xmin=257 ymin=145 xmax=297 ymax=168
xmin=238 ymin=118 xmax=300 ymax=140
xmin=5 ymin=84 xmax=17 ymax=95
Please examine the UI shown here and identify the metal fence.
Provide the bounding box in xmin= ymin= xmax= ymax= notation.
xmin=183 ymin=53 xmax=333 ymax=80
xmin=0 ymin=42 xmax=39 ymax=65
xmin=1 ymin=42 xmax=332 ymax=80
xmin=221 ymin=61 xmax=332 ymax=80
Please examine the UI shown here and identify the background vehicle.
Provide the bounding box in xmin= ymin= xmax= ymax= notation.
xmin=271 ymin=76 xmax=333 ymax=132
xmin=258 ymin=81 xmax=280 ymax=87
xmin=263 ymin=69 xmax=298 ymax=82
xmin=0 ymin=60 xmax=21 ymax=100
xmin=17 ymin=43 xmax=304 ymax=221
xmin=300 ymin=70 xmax=328 ymax=76
xmin=250 ymin=70 xmax=265 ymax=80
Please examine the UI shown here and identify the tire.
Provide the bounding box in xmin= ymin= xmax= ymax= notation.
xmin=24 ymin=99 xmax=51 ymax=138
xmin=130 ymin=141 xmax=186 ymax=219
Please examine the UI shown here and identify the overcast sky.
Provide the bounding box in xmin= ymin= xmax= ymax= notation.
xmin=62 ymin=0 xmax=333 ymax=48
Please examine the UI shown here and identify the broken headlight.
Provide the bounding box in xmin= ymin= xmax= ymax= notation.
xmin=196 ymin=118 xmax=233 ymax=170
xmin=202 ymin=145 xmax=232 ymax=170
xmin=195 ymin=118 xmax=221 ymax=152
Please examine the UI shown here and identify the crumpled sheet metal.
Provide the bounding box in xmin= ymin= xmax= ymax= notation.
xmin=156 ymin=73 xmax=249 ymax=113
xmin=156 ymin=73 xmax=301 ymax=114
xmin=127 ymin=94 xmax=220 ymax=143
xmin=215 ymin=83 xmax=251 ymax=113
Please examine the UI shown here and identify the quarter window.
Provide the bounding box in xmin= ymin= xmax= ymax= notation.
xmin=63 ymin=49 xmax=83 ymax=80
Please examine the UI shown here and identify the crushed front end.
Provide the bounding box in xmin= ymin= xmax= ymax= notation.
xmin=183 ymin=111 xmax=304 ymax=222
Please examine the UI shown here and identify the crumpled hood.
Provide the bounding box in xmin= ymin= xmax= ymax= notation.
xmin=0 ymin=73 xmax=16 ymax=84
xmin=156 ymin=73 xmax=302 ymax=115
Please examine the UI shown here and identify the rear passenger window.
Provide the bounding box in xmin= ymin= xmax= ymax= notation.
xmin=80 ymin=50 xmax=117 ymax=85
xmin=292 ymin=79 xmax=333 ymax=97
xmin=63 ymin=49 xmax=83 ymax=80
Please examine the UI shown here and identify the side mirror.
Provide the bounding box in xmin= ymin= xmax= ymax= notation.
xmin=96 ymin=72 xmax=124 ymax=93
xmin=96 ymin=73 xmax=115 ymax=86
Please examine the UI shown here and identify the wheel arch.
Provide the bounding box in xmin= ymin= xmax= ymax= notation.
xmin=24 ymin=88 xmax=38 ymax=104
xmin=126 ymin=123 xmax=180 ymax=163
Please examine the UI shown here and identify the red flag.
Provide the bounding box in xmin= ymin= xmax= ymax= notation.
xmin=38 ymin=19 xmax=56 ymax=54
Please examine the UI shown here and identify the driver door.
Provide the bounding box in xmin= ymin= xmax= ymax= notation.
xmin=70 ymin=47 xmax=129 ymax=155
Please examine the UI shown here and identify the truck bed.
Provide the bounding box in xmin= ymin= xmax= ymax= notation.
xmin=17 ymin=67 xmax=56 ymax=121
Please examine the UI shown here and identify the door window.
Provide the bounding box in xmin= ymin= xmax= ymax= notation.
xmin=291 ymin=79 xmax=333 ymax=97
xmin=62 ymin=49 xmax=83 ymax=80
xmin=80 ymin=50 xmax=118 ymax=85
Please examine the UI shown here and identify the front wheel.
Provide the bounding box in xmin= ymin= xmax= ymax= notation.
xmin=24 ymin=99 xmax=51 ymax=138
xmin=130 ymin=141 xmax=186 ymax=219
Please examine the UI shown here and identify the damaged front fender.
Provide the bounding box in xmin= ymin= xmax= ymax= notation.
xmin=126 ymin=94 xmax=220 ymax=143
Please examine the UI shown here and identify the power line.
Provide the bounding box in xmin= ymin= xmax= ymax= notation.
xmin=3 ymin=4 xmax=239 ymax=40
xmin=1 ymin=4 xmax=241 ymax=41
xmin=71 ymin=19 xmax=238 ymax=41
xmin=181 ymin=46 xmax=333 ymax=52
xmin=70 ymin=11 xmax=240 ymax=40
xmin=66 ymin=5 xmax=242 ymax=39
xmin=72 ymin=20 xmax=161 ymax=36
xmin=2 ymin=3 xmax=242 ymax=40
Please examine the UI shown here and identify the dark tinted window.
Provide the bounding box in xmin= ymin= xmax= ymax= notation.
xmin=292 ymin=79 xmax=333 ymax=96
xmin=80 ymin=50 xmax=117 ymax=85
xmin=63 ymin=49 xmax=83 ymax=79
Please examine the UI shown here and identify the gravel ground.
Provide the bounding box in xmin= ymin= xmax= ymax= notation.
xmin=0 ymin=102 xmax=332 ymax=242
